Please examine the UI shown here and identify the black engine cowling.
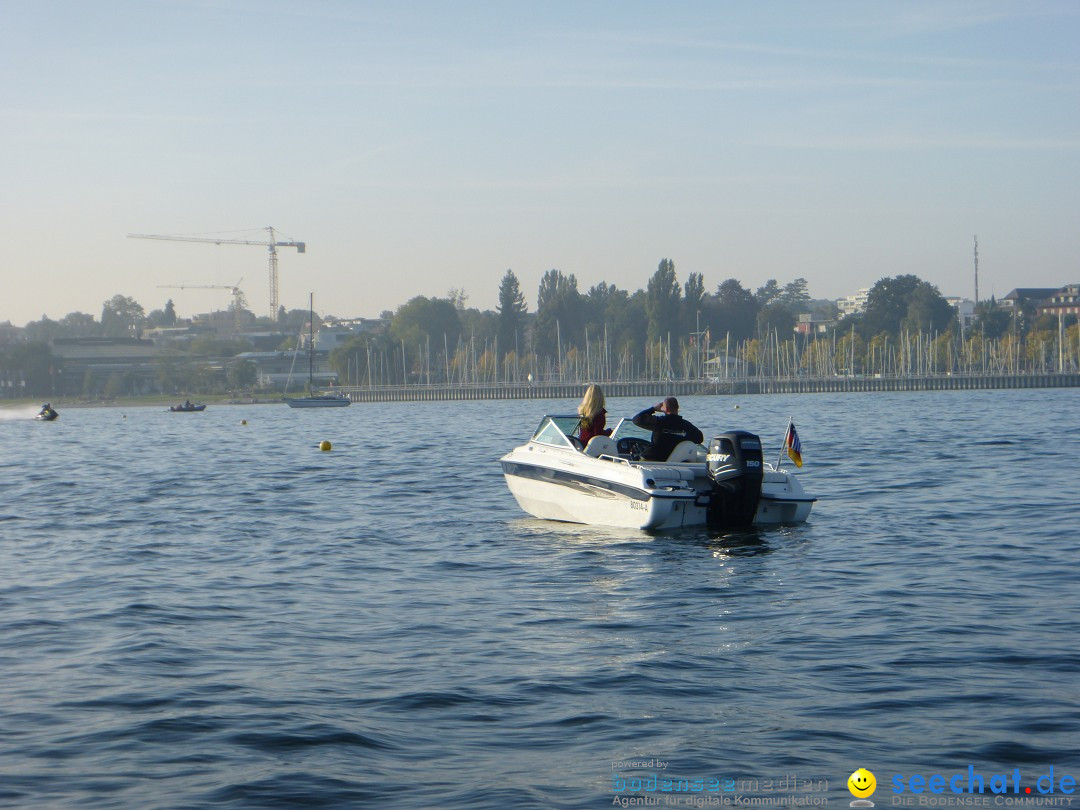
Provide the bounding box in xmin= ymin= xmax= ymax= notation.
xmin=705 ymin=431 xmax=764 ymax=529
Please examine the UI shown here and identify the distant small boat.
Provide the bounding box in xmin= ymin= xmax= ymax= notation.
xmin=286 ymin=393 xmax=350 ymax=408
xmin=169 ymin=403 xmax=206 ymax=412
xmin=286 ymin=293 xmax=350 ymax=409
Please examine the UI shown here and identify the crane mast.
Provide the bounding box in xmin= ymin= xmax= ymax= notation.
xmin=128 ymin=227 xmax=304 ymax=317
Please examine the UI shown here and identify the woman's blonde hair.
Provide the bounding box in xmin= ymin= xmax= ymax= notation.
xmin=577 ymin=384 xmax=605 ymax=421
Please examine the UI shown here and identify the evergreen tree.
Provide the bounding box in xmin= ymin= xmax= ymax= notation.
xmin=496 ymin=270 xmax=528 ymax=359
xmin=754 ymin=279 xmax=781 ymax=306
xmin=645 ymin=259 xmax=681 ymax=344
xmin=683 ymin=272 xmax=705 ymax=311
xmin=534 ymin=269 xmax=580 ymax=358
xmin=683 ymin=272 xmax=706 ymax=336
xmin=779 ymin=278 xmax=811 ymax=307
xmin=146 ymin=300 xmax=179 ymax=329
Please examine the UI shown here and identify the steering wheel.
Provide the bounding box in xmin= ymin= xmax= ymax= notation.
xmin=616 ymin=437 xmax=651 ymax=460
xmin=568 ymin=436 xmax=584 ymax=450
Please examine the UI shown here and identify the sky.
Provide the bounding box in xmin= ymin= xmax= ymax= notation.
xmin=3 ymin=1 xmax=1079 ymax=326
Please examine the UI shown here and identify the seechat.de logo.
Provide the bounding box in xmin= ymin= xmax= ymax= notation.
xmin=891 ymin=766 xmax=1077 ymax=796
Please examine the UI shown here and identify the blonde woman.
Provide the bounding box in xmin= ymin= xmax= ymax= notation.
xmin=576 ymin=384 xmax=612 ymax=446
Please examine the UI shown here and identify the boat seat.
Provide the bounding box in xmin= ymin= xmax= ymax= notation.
xmin=583 ymin=436 xmax=619 ymax=458
xmin=666 ymin=441 xmax=704 ymax=463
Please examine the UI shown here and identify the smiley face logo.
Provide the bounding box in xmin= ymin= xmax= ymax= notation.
xmin=848 ymin=768 xmax=877 ymax=798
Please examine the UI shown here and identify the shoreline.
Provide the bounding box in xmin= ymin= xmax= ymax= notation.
xmin=3 ymin=371 xmax=1077 ymax=409
xmin=0 ymin=396 xmax=285 ymax=410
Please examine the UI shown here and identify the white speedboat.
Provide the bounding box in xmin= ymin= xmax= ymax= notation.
xmin=500 ymin=415 xmax=815 ymax=531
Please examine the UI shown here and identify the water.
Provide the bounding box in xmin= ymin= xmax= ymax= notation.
xmin=1 ymin=390 xmax=1078 ymax=808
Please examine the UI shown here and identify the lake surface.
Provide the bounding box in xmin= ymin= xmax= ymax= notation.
xmin=1 ymin=390 xmax=1078 ymax=808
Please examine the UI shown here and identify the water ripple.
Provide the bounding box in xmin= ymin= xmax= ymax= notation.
xmin=1 ymin=392 xmax=1078 ymax=808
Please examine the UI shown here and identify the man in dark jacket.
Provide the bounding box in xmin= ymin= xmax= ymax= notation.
xmin=631 ymin=397 xmax=704 ymax=461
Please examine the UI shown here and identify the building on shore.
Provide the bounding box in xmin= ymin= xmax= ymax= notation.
xmin=1001 ymin=288 xmax=1058 ymax=312
xmin=314 ymin=317 xmax=389 ymax=351
xmin=795 ymin=313 xmax=836 ymax=335
xmin=1037 ymin=284 xmax=1080 ymax=318
xmin=233 ymin=350 xmax=339 ymax=390
xmin=837 ymin=288 xmax=870 ymax=317
xmin=49 ymin=337 xmax=160 ymax=394
xmin=945 ymin=297 xmax=976 ymax=328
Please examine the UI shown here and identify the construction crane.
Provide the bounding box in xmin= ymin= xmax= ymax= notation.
xmin=128 ymin=227 xmax=305 ymax=317
xmin=158 ymin=278 xmax=246 ymax=312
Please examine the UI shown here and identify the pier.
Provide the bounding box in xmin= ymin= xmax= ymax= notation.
xmin=336 ymin=372 xmax=1080 ymax=403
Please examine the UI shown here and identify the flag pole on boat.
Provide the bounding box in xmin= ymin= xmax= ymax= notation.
xmin=776 ymin=417 xmax=792 ymax=470
xmin=779 ymin=418 xmax=803 ymax=468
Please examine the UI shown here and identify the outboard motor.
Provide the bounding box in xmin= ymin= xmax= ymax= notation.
xmin=705 ymin=431 xmax=764 ymax=529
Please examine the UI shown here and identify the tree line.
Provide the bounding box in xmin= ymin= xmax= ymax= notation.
xmin=2 ymin=264 xmax=1077 ymax=396
xmin=330 ymin=265 xmax=1076 ymax=387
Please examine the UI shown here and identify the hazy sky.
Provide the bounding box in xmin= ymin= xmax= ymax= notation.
xmin=3 ymin=1 xmax=1078 ymax=326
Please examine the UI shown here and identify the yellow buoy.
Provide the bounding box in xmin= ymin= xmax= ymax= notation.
xmin=319 ymin=440 xmax=332 ymax=451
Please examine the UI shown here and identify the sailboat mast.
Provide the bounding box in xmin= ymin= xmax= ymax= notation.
xmin=308 ymin=293 xmax=315 ymax=386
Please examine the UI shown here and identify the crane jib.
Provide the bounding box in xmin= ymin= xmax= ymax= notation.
xmin=127 ymin=228 xmax=304 ymax=316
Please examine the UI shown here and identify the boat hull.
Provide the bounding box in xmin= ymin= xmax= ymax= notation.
xmin=502 ymin=459 xmax=697 ymax=530
xmin=286 ymin=396 xmax=350 ymax=408
xmin=501 ymin=448 xmax=813 ymax=531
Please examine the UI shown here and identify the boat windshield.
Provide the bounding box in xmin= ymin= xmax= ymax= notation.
xmin=609 ymin=417 xmax=652 ymax=443
xmin=530 ymin=415 xmax=582 ymax=448
xmin=529 ymin=414 xmax=654 ymax=449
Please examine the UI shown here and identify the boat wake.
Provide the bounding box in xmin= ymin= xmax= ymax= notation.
xmin=0 ymin=406 xmax=44 ymax=421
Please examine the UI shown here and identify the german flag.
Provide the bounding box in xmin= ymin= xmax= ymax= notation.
xmin=784 ymin=421 xmax=803 ymax=467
